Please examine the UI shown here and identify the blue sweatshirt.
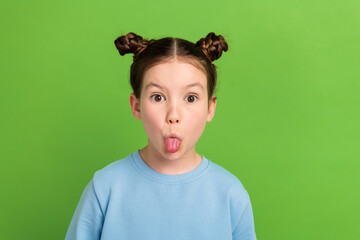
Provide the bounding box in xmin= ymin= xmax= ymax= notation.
xmin=65 ymin=150 xmax=256 ymax=240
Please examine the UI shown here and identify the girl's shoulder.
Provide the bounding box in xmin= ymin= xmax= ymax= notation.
xmin=91 ymin=151 xmax=137 ymax=187
xmin=204 ymin=157 xmax=248 ymax=192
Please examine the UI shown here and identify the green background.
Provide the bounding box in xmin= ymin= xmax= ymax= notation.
xmin=1 ymin=0 xmax=359 ymax=239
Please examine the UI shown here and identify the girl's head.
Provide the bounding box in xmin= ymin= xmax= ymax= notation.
xmin=114 ymin=32 xmax=228 ymax=102
xmin=114 ymin=32 xmax=228 ymax=161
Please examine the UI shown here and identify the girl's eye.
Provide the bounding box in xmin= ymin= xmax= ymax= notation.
xmin=151 ymin=94 xmax=165 ymax=102
xmin=186 ymin=95 xmax=198 ymax=103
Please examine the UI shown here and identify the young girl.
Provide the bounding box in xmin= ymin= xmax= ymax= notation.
xmin=65 ymin=32 xmax=256 ymax=240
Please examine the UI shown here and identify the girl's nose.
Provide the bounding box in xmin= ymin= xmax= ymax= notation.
xmin=167 ymin=113 xmax=180 ymax=124
xmin=166 ymin=102 xmax=181 ymax=124
xmin=168 ymin=119 xmax=179 ymax=124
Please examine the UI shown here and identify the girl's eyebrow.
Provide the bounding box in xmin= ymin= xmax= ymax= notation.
xmin=145 ymin=82 xmax=204 ymax=91
xmin=185 ymin=83 xmax=204 ymax=90
xmin=145 ymin=82 xmax=164 ymax=91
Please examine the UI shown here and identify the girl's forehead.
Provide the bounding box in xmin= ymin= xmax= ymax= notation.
xmin=142 ymin=59 xmax=207 ymax=89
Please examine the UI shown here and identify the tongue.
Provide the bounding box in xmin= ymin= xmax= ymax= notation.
xmin=164 ymin=138 xmax=181 ymax=153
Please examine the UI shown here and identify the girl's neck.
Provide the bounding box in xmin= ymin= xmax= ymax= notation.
xmin=138 ymin=145 xmax=203 ymax=175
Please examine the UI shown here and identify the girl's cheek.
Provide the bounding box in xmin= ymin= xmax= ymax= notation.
xmin=144 ymin=109 xmax=162 ymax=127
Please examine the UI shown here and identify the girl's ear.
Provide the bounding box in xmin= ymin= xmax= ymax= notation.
xmin=129 ymin=93 xmax=141 ymax=120
xmin=206 ymin=95 xmax=217 ymax=122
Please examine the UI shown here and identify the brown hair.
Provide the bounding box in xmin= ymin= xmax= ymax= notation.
xmin=114 ymin=32 xmax=228 ymax=101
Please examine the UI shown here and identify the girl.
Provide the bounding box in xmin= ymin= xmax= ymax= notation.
xmin=65 ymin=32 xmax=256 ymax=240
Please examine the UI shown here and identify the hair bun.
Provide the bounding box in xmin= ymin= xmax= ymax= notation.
xmin=114 ymin=32 xmax=151 ymax=60
xmin=196 ymin=32 xmax=228 ymax=62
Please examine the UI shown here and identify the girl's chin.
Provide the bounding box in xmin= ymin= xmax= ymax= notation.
xmin=163 ymin=148 xmax=182 ymax=158
xmin=147 ymin=141 xmax=192 ymax=160
xmin=158 ymin=146 xmax=185 ymax=160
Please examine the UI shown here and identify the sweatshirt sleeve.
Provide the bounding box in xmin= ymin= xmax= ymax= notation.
xmin=230 ymin=184 xmax=257 ymax=240
xmin=65 ymin=178 xmax=104 ymax=240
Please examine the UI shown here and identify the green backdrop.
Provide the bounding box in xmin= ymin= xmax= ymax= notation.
xmin=1 ymin=0 xmax=359 ymax=239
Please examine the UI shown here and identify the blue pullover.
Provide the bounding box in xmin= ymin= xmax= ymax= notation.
xmin=66 ymin=150 xmax=256 ymax=240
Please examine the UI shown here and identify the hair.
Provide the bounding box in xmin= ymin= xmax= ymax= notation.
xmin=114 ymin=32 xmax=228 ymax=101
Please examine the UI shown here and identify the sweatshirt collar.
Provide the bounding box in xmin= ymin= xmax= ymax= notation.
xmin=131 ymin=150 xmax=210 ymax=184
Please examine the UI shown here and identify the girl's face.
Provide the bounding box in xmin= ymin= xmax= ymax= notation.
xmin=130 ymin=58 xmax=216 ymax=161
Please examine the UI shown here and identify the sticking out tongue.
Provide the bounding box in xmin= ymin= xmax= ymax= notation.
xmin=164 ymin=137 xmax=181 ymax=153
